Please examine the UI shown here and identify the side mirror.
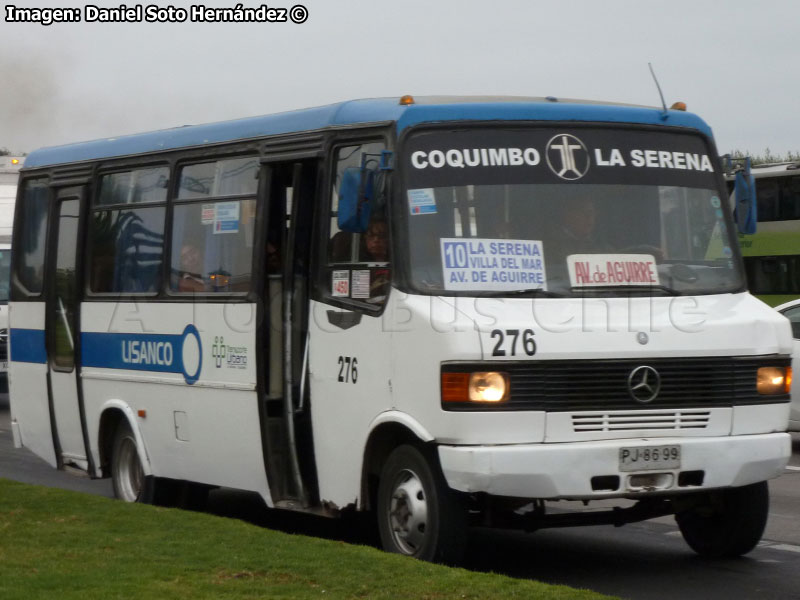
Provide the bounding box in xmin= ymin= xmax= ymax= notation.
xmin=337 ymin=166 xmax=374 ymax=233
xmin=734 ymin=169 xmax=757 ymax=235
xmin=337 ymin=150 xmax=393 ymax=234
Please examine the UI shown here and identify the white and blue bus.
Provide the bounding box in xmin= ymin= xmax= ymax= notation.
xmin=0 ymin=155 xmax=24 ymax=388
xmin=724 ymin=160 xmax=800 ymax=307
xmin=9 ymin=96 xmax=793 ymax=562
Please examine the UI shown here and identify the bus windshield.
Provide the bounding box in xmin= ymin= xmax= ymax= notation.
xmin=402 ymin=127 xmax=743 ymax=297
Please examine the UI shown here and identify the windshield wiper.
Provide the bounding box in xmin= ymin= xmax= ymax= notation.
xmin=478 ymin=288 xmax=568 ymax=298
xmin=570 ymin=284 xmax=682 ymax=296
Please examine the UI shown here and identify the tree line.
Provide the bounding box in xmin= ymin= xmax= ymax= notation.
xmin=728 ymin=149 xmax=800 ymax=165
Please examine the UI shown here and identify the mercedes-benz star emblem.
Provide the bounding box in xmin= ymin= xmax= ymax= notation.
xmin=545 ymin=133 xmax=590 ymax=180
xmin=627 ymin=365 xmax=661 ymax=403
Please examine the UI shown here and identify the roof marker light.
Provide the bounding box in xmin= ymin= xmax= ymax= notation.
xmin=11 ymin=158 xmax=19 ymax=165
xmin=399 ymin=95 xmax=415 ymax=106
xmin=670 ymin=102 xmax=687 ymax=111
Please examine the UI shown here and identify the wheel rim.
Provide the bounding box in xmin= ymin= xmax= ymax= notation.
xmin=387 ymin=468 xmax=429 ymax=555
xmin=114 ymin=435 xmax=143 ymax=502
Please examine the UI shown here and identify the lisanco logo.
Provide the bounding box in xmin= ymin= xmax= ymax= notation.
xmin=546 ymin=134 xmax=590 ymax=180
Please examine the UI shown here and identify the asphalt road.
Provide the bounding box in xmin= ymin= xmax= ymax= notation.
xmin=2 ymin=393 xmax=800 ymax=600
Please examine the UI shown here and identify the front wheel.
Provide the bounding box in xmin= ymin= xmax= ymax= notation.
xmin=376 ymin=444 xmax=467 ymax=564
xmin=675 ymin=481 xmax=770 ymax=558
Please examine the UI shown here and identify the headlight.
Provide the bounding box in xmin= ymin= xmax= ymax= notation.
xmin=469 ymin=372 xmax=508 ymax=402
xmin=756 ymin=366 xmax=791 ymax=395
xmin=441 ymin=371 xmax=509 ymax=403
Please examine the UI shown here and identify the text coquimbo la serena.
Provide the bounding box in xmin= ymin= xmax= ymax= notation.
xmin=410 ymin=147 xmax=715 ymax=172
xmin=4 ymin=4 xmax=309 ymax=25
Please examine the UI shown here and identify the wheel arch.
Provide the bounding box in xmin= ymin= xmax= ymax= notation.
xmin=360 ymin=411 xmax=435 ymax=511
xmin=97 ymin=401 xmax=152 ymax=478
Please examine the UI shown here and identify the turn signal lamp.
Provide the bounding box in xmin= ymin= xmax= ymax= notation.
xmin=11 ymin=158 xmax=19 ymax=165
xmin=442 ymin=371 xmax=509 ymax=403
xmin=670 ymin=102 xmax=687 ymax=111
xmin=756 ymin=366 xmax=791 ymax=395
xmin=399 ymin=95 xmax=415 ymax=106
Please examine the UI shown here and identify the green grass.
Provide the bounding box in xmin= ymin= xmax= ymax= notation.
xmin=0 ymin=479 xmax=615 ymax=600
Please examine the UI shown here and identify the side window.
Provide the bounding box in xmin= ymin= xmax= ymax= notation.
xmin=780 ymin=176 xmax=800 ymax=221
xmin=744 ymin=255 xmax=800 ymax=296
xmin=15 ymin=179 xmax=50 ymax=295
xmin=326 ymin=142 xmax=390 ymax=306
xmin=52 ymin=200 xmax=79 ymax=370
xmin=170 ymin=157 xmax=258 ymax=293
xmin=756 ymin=180 xmax=779 ymax=222
xmin=89 ymin=167 xmax=168 ymax=294
xmin=98 ymin=168 xmax=169 ymax=205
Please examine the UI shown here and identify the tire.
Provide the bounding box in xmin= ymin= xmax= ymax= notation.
xmin=110 ymin=420 xmax=146 ymax=503
xmin=376 ymin=444 xmax=467 ymax=564
xmin=110 ymin=420 xmax=177 ymax=505
xmin=675 ymin=481 xmax=769 ymax=558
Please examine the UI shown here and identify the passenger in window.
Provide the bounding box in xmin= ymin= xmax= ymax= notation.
xmin=362 ymin=217 xmax=389 ymax=262
xmin=361 ymin=216 xmax=391 ymax=302
xmin=558 ymin=197 xmax=604 ymax=254
xmin=554 ymin=198 xmax=663 ymax=263
xmin=178 ymin=243 xmax=205 ymax=292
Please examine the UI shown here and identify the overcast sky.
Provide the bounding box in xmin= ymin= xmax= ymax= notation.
xmin=1 ymin=0 xmax=798 ymax=157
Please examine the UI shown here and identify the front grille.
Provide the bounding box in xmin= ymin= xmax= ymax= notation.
xmin=571 ymin=409 xmax=711 ymax=432
xmin=442 ymin=356 xmax=790 ymax=411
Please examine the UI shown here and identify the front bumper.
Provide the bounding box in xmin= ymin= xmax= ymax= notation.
xmin=438 ymin=433 xmax=791 ymax=500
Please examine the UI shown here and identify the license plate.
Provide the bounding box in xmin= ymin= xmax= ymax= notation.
xmin=619 ymin=445 xmax=680 ymax=472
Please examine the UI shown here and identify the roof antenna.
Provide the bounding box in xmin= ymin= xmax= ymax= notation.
xmin=648 ymin=62 xmax=669 ymax=120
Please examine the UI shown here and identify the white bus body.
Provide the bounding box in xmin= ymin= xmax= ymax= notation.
xmin=8 ymin=98 xmax=792 ymax=563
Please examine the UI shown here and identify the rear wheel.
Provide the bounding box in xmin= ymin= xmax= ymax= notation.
xmin=110 ymin=420 xmax=178 ymax=505
xmin=111 ymin=421 xmax=145 ymax=502
xmin=377 ymin=444 xmax=466 ymax=564
xmin=676 ymin=481 xmax=769 ymax=558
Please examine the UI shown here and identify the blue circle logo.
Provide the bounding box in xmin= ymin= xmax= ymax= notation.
xmin=181 ymin=324 xmax=202 ymax=385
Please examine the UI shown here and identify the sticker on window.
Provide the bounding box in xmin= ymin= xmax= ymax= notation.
xmin=332 ymin=270 xmax=350 ymax=297
xmin=408 ymin=188 xmax=437 ymax=215
xmin=567 ymin=254 xmax=660 ymax=287
xmin=440 ymin=238 xmax=547 ymax=291
xmin=214 ymin=202 xmax=240 ymax=234
xmin=351 ymin=270 xmax=370 ymax=298
xmin=201 ymin=204 xmax=215 ymax=225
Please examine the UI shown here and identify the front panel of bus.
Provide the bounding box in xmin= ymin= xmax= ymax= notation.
xmin=377 ymin=123 xmax=791 ymax=501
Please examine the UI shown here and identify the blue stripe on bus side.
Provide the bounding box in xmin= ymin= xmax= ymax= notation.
xmin=9 ymin=329 xmax=47 ymax=364
xmin=81 ymin=326 xmax=202 ymax=385
xmin=81 ymin=331 xmax=182 ymax=373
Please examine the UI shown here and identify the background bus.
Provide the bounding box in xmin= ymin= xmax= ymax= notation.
xmin=0 ymin=155 xmax=23 ymax=388
xmin=731 ymin=161 xmax=800 ymax=306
